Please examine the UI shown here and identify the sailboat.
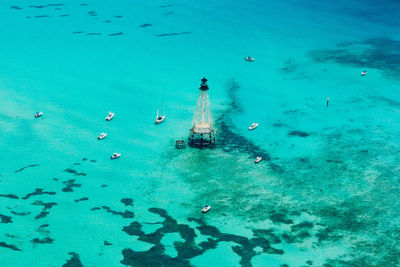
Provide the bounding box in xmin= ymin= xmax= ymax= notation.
xmin=155 ymin=102 xmax=166 ymax=124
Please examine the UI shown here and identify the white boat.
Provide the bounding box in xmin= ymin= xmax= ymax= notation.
xmin=248 ymin=123 xmax=259 ymax=130
xmin=361 ymin=71 xmax=367 ymax=76
xmin=155 ymin=108 xmax=166 ymax=124
xmin=105 ymin=112 xmax=115 ymax=121
xmin=245 ymin=56 xmax=255 ymax=62
xmin=110 ymin=153 xmax=121 ymax=159
xmin=202 ymin=205 xmax=211 ymax=213
xmin=34 ymin=112 xmax=43 ymax=118
xmin=98 ymin=133 xmax=107 ymax=140
xmin=255 ymin=157 xmax=262 ymax=163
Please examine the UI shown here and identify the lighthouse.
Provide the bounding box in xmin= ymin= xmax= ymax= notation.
xmin=188 ymin=77 xmax=215 ymax=147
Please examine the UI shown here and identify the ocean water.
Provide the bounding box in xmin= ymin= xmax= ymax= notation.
xmin=1 ymin=0 xmax=400 ymax=266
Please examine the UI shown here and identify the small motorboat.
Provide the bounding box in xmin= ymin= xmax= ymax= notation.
xmin=245 ymin=56 xmax=255 ymax=62
xmin=248 ymin=122 xmax=259 ymax=130
xmin=105 ymin=112 xmax=115 ymax=121
xmin=361 ymin=71 xmax=367 ymax=76
xmin=155 ymin=108 xmax=166 ymax=124
xmin=34 ymin=112 xmax=43 ymax=118
xmin=110 ymin=153 xmax=121 ymax=159
xmin=255 ymin=157 xmax=262 ymax=163
xmin=202 ymin=205 xmax=211 ymax=213
xmin=98 ymin=133 xmax=107 ymax=140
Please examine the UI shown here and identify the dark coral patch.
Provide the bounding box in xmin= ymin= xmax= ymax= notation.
xmin=291 ymin=221 xmax=314 ymax=232
xmin=281 ymin=231 xmax=311 ymax=243
xmin=288 ymin=130 xmax=309 ymax=137
xmin=74 ymin=197 xmax=89 ymax=202
xmin=121 ymin=208 xmax=284 ymax=266
xmin=35 ymin=211 xmax=49 ymax=220
xmin=64 ymin=168 xmax=86 ymax=176
xmin=121 ymin=198 xmax=133 ymax=206
xmin=122 ymin=245 xmax=191 ymax=267
xmin=32 ymin=200 xmax=57 ymax=210
xmin=30 ymin=5 xmax=46 ymax=8
xmin=32 ymin=237 xmax=54 ymax=244
xmin=87 ymin=33 xmax=102 ymax=36
xmin=280 ymin=59 xmax=297 ymax=73
xmin=268 ymin=211 xmax=293 ymax=224
xmin=155 ymin=32 xmax=190 ymax=37
xmin=164 ymin=11 xmax=174 ymax=15
xmin=253 ymin=229 xmax=282 ymax=244
xmin=21 ymin=188 xmax=56 ymax=200
xmin=35 ymin=15 xmax=52 ymax=18
xmin=104 ymin=241 xmax=112 ymax=246
xmin=47 ymin=4 xmax=64 ymax=7
xmin=140 ymin=24 xmax=153 ymax=27
xmin=160 ymin=4 xmax=173 ymax=8
xmin=63 ymin=252 xmax=83 ymax=267
xmin=101 ymin=206 xmax=134 ymax=218
xmin=62 ymin=179 xmax=82 ymax=192
xmin=11 ymin=211 xmax=31 ymax=216
xmin=15 ymin=164 xmax=39 ymax=173
xmin=0 ymin=214 xmax=12 ymax=223
xmin=11 ymin=6 xmax=22 ymax=10
xmin=272 ymin=122 xmax=289 ymax=128
xmin=309 ymin=38 xmax=400 ymax=79
xmin=0 ymin=194 xmax=19 ymax=199
xmin=0 ymin=241 xmax=21 ymax=251
xmin=87 ymin=11 xmax=97 ymax=16
xmin=109 ymin=32 xmax=123 ymax=36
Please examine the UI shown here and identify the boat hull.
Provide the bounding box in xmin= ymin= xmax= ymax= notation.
xmin=155 ymin=115 xmax=166 ymax=124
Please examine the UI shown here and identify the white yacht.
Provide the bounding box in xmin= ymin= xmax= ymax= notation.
xmin=98 ymin=133 xmax=107 ymax=140
xmin=255 ymin=157 xmax=262 ymax=163
xmin=248 ymin=123 xmax=259 ymax=130
xmin=155 ymin=109 xmax=166 ymax=124
xmin=106 ymin=112 xmax=115 ymax=121
xmin=110 ymin=153 xmax=121 ymax=159
xmin=202 ymin=205 xmax=211 ymax=213
xmin=245 ymin=56 xmax=255 ymax=62
xmin=35 ymin=112 xmax=43 ymax=118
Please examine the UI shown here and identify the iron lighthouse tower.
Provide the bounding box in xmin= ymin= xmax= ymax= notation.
xmin=188 ymin=77 xmax=215 ymax=147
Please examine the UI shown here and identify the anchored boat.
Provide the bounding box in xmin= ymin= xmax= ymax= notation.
xmin=110 ymin=153 xmax=121 ymax=159
xmin=202 ymin=205 xmax=211 ymax=213
xmin=98 ymin=133 xmax=107 ymax=140
xmin=34 ymin=112 xmax=43 ymax=118
xmin=155 ymin=108 xmax=166 ymax=124
xmin=248 ymin=122 xmax=259 ymax=130
xmin=245 ymin=56 xmax=255 ymax=62
xmin=106 ymin=112 xmax=115 ymax=121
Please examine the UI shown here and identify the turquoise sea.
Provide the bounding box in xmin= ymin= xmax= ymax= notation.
xmin=1 ymin=0 xmax=400 ymax=266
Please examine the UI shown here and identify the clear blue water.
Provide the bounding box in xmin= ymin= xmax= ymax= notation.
xmin=1 ymin=0 xmax=400 ymax=266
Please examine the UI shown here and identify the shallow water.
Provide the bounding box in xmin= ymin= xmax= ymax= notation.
xmin=1 ymin=0 xmax=400 ymax=266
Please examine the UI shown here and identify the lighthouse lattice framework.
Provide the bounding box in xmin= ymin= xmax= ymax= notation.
xmin=188 ymin=77 xmax=215 ymax=147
